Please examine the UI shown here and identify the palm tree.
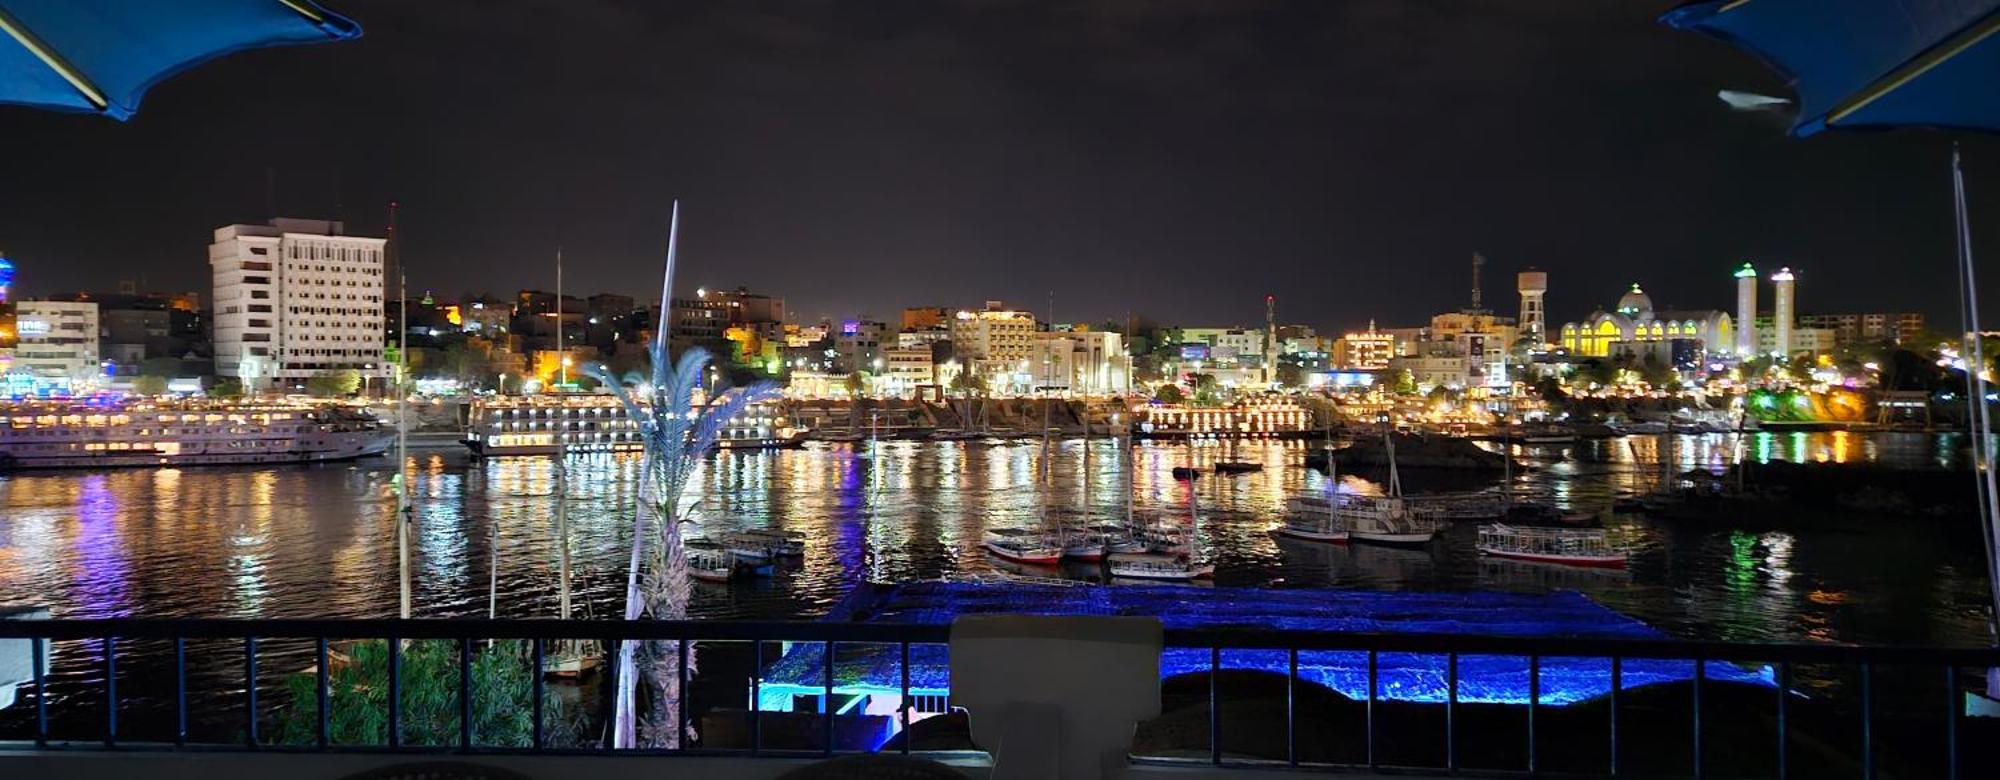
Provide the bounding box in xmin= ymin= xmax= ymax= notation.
xmin=585 ymin=204 xmax=778 ymax=748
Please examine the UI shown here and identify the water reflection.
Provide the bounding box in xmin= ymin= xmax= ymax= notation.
xmin=0 ymin=431 xmax=1988 ymax=648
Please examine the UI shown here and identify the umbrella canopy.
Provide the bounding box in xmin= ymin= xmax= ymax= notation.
xmin=0 ymin=0 xmax=358 ymax=120
xmin=1663 ymin=0 xmax=2000 ymax=136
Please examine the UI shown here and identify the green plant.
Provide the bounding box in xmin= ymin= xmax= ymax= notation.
xmin=273 ymin=639 xmax=546 ymax=747
xmin=132 ymin=375 xmax=169 ymax=396
xmin=305 ymin=368 xmax=361 ymax=397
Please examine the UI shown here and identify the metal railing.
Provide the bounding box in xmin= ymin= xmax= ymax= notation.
xmin=0 ymin=618 xmax=1994 ymax=778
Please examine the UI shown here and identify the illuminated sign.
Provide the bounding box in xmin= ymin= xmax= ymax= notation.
xmin=1179 ymin=345 xmax=1209 ymax=361
xmin=17 ymin=318 xmax=49 ymax=336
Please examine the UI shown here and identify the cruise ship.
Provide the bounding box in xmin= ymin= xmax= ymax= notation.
xmin=0 ymin=400 xmax=392 ymax=470
xmin=463 ymin=394 xmax=806 ymax=456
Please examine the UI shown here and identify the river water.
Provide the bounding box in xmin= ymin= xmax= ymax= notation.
xmin=2 ymin=430 xmax=1990 ymax=646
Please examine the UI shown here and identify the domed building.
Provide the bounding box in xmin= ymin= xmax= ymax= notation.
xmin=1559 ymin=283 xmax=1733 ymax=358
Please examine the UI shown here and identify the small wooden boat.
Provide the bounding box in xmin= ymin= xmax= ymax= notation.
xmin=1061 ymin=533 xmax=1106 ymax=562
xmin=1476 ymin=523 xmax=1628 ymax=568
xmin=982 ymin=528 xmax=1062 ymax=565
xmin=1090 ymin=524 xmax=1149 ymax=554
xmin=687 ymin=547 xmax=735 ymax=583
xmin=1274 ymin=511 xmax=1350 ymax=544
xmin=1171 ymin=466 xmax=1204 ymax=480
xmin=731 ymin=529 xmax=805 ymax=557
xmin=1213 ymin=461 xmax=1262 ymax=474
xmin=1107 ymin=552 xmax=1214 ymax=580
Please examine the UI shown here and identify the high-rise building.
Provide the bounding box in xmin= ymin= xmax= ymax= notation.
xmin=15 ymin=300 xmax=100 ymax=384
xmin=1333 ymin=321 xmax=1396 ymax=371
xmin=1797 ymin=312 xmax=1927 ymax=346
xmin=210 ymin=218 xmax=388 ymax=385
xmin=1734 ymin=263 xmax=1757 ymax=356
xmin=834 ymin=319 xmax=888 ymax=374
xmin=949 ymin=301 xmax=1036 ymax=379
xmin=1517 ymin=269 xmax=1548 ymax=345
xmin=1770 ymin=267 xmax=1796 ymax=355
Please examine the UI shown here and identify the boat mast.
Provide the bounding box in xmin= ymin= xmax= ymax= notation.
xmin=554 ymin=246 xmax=572 ymax=621
xmin=392 ymin=201 xmax=412 ymax=620
xmin=1384 ymin=424 xmax=1402 ymax=498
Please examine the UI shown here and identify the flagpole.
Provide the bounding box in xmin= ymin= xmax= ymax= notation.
xmin=1953 ymin=145 xmax=2000 ymax=648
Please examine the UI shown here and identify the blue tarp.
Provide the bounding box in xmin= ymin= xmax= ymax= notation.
xmin=0 ymin=0 xmax=358 ymax=120
xmin=761 ymin=583 xmax=1772 ymax=708
xmin=1663 ymin=0 xmax=2000 ymax=136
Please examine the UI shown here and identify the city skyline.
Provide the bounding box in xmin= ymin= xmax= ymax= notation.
xmin=1 ymin=1 xmax=1996 ymax=332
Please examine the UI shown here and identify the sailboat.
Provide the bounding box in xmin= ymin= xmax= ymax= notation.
xmin=544 ymin=247 xmax=601 ymax=677
xmin=1278 ymin=425 xmax=1350 ymax=543
xmin=1288 ymin=427 xmax=1441 ymax=547
xmin=1062 ymin=391 xmax=1106 ymax=561
xmin=983 ymin=387 xmax=1066 ymax=566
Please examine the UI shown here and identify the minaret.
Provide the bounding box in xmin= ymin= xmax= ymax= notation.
xmin=1263 ymin=294 xmax=1278 ymax=386
xmin=1770 ymin=266 xmax=1796 ymax=356
xmin=1734 ymin=262 xmax=1757 ymax=356
xmin=1517 ymin=269 xmax=1547 ymax=345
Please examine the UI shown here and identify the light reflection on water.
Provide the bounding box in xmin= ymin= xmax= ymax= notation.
xmin=0 ymin=431 xmax=1989 ymax=649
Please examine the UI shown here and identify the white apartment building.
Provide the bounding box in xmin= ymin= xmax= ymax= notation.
xmin=1180 ymin=327 xmax=1266 ymax=367
xmin=14 ymin=300 xmax=100 ymax=384
xmin=879 ymin=345 xmax=936 ymax=396
xmin=210 ymin=218 xmax=388 ymax=386
xmin=1029 ymin=331 xmax=1129 ymax=395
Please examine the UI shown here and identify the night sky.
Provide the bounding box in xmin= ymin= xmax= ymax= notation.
xmin=1 ymin=1 xmax=1995 ymax=334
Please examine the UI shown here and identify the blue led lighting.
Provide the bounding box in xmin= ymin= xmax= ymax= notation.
xmin=760 ymin=582 xmax=1774 ymax=708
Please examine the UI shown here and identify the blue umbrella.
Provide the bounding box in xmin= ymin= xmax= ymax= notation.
xmin=0 ymin=0 xmax=358 ymax=121
xmin=1665 ymin=1 xmax=2000 ymax=644
xmin=1663 ymin=0 xmax=2000 ymax=136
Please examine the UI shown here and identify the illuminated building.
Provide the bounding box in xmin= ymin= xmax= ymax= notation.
xmin=1333 ymin=320 xmax=1396 ymax=370
xmin=14 ymin=300 xmax=100 ymax=387
xmin=1028 ymin=330 xmax=1129 ymax=394
xmin=1734 ymin=262 xmax=1757 ymax=355
xmin=670 ymin=286 xmax=784 ymax=343
xmin=880 ymin=345 xmax=935 ymax=395
xmin=1771 ymin=267 xmax=1796 ymax=355
xmin=1388 ymin=353 xmax=1471 ymax=391
xmin=1178 ymin=327 xmax=1266 ymax=369
xmin=210 ymin=219 xmax=388 ymax=384
xmin=949 ymin=301 xmax=1036 ymax=387
xmin=896 ymin=327 xmax=949 ymax=349
xmin=1798 ymin=312 xmax=1926 ymax=346
xmin=834 ymin=319 xmax=888 ymax=374
xmin=1558 ymin=283 xmax=1732 ymax=358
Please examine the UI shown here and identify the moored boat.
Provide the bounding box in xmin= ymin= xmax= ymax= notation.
xmin=1213 ymin=461 xmax=1262 ymax=474
xmin=1476 ymin=523 xmax=1628 ymax=568
xmin=1107 ymin=552 xmax=1214 ymax=580
xmin=465 ymin=393 xmax=803 ymax=456
xmin=687 ymin=546 xmax=736 ymax=583
xmin=0 ymin=399 xmax=390 ymax=470
xmin=1274 ymin=508 xmax=1350 ymax=544
xmin=982 ymin=528 xmax=1063 ymax=565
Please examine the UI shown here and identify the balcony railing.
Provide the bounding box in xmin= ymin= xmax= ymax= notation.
xmin=1 ymin=618 xmax=1995 ymax=777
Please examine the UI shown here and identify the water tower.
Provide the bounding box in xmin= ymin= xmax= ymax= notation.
xmin=1516 ymin=269 xmax=1548 ymax=344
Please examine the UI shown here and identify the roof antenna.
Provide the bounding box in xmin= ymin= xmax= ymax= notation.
xmin=1470 ymin=251 xmax=1486 ymax=312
